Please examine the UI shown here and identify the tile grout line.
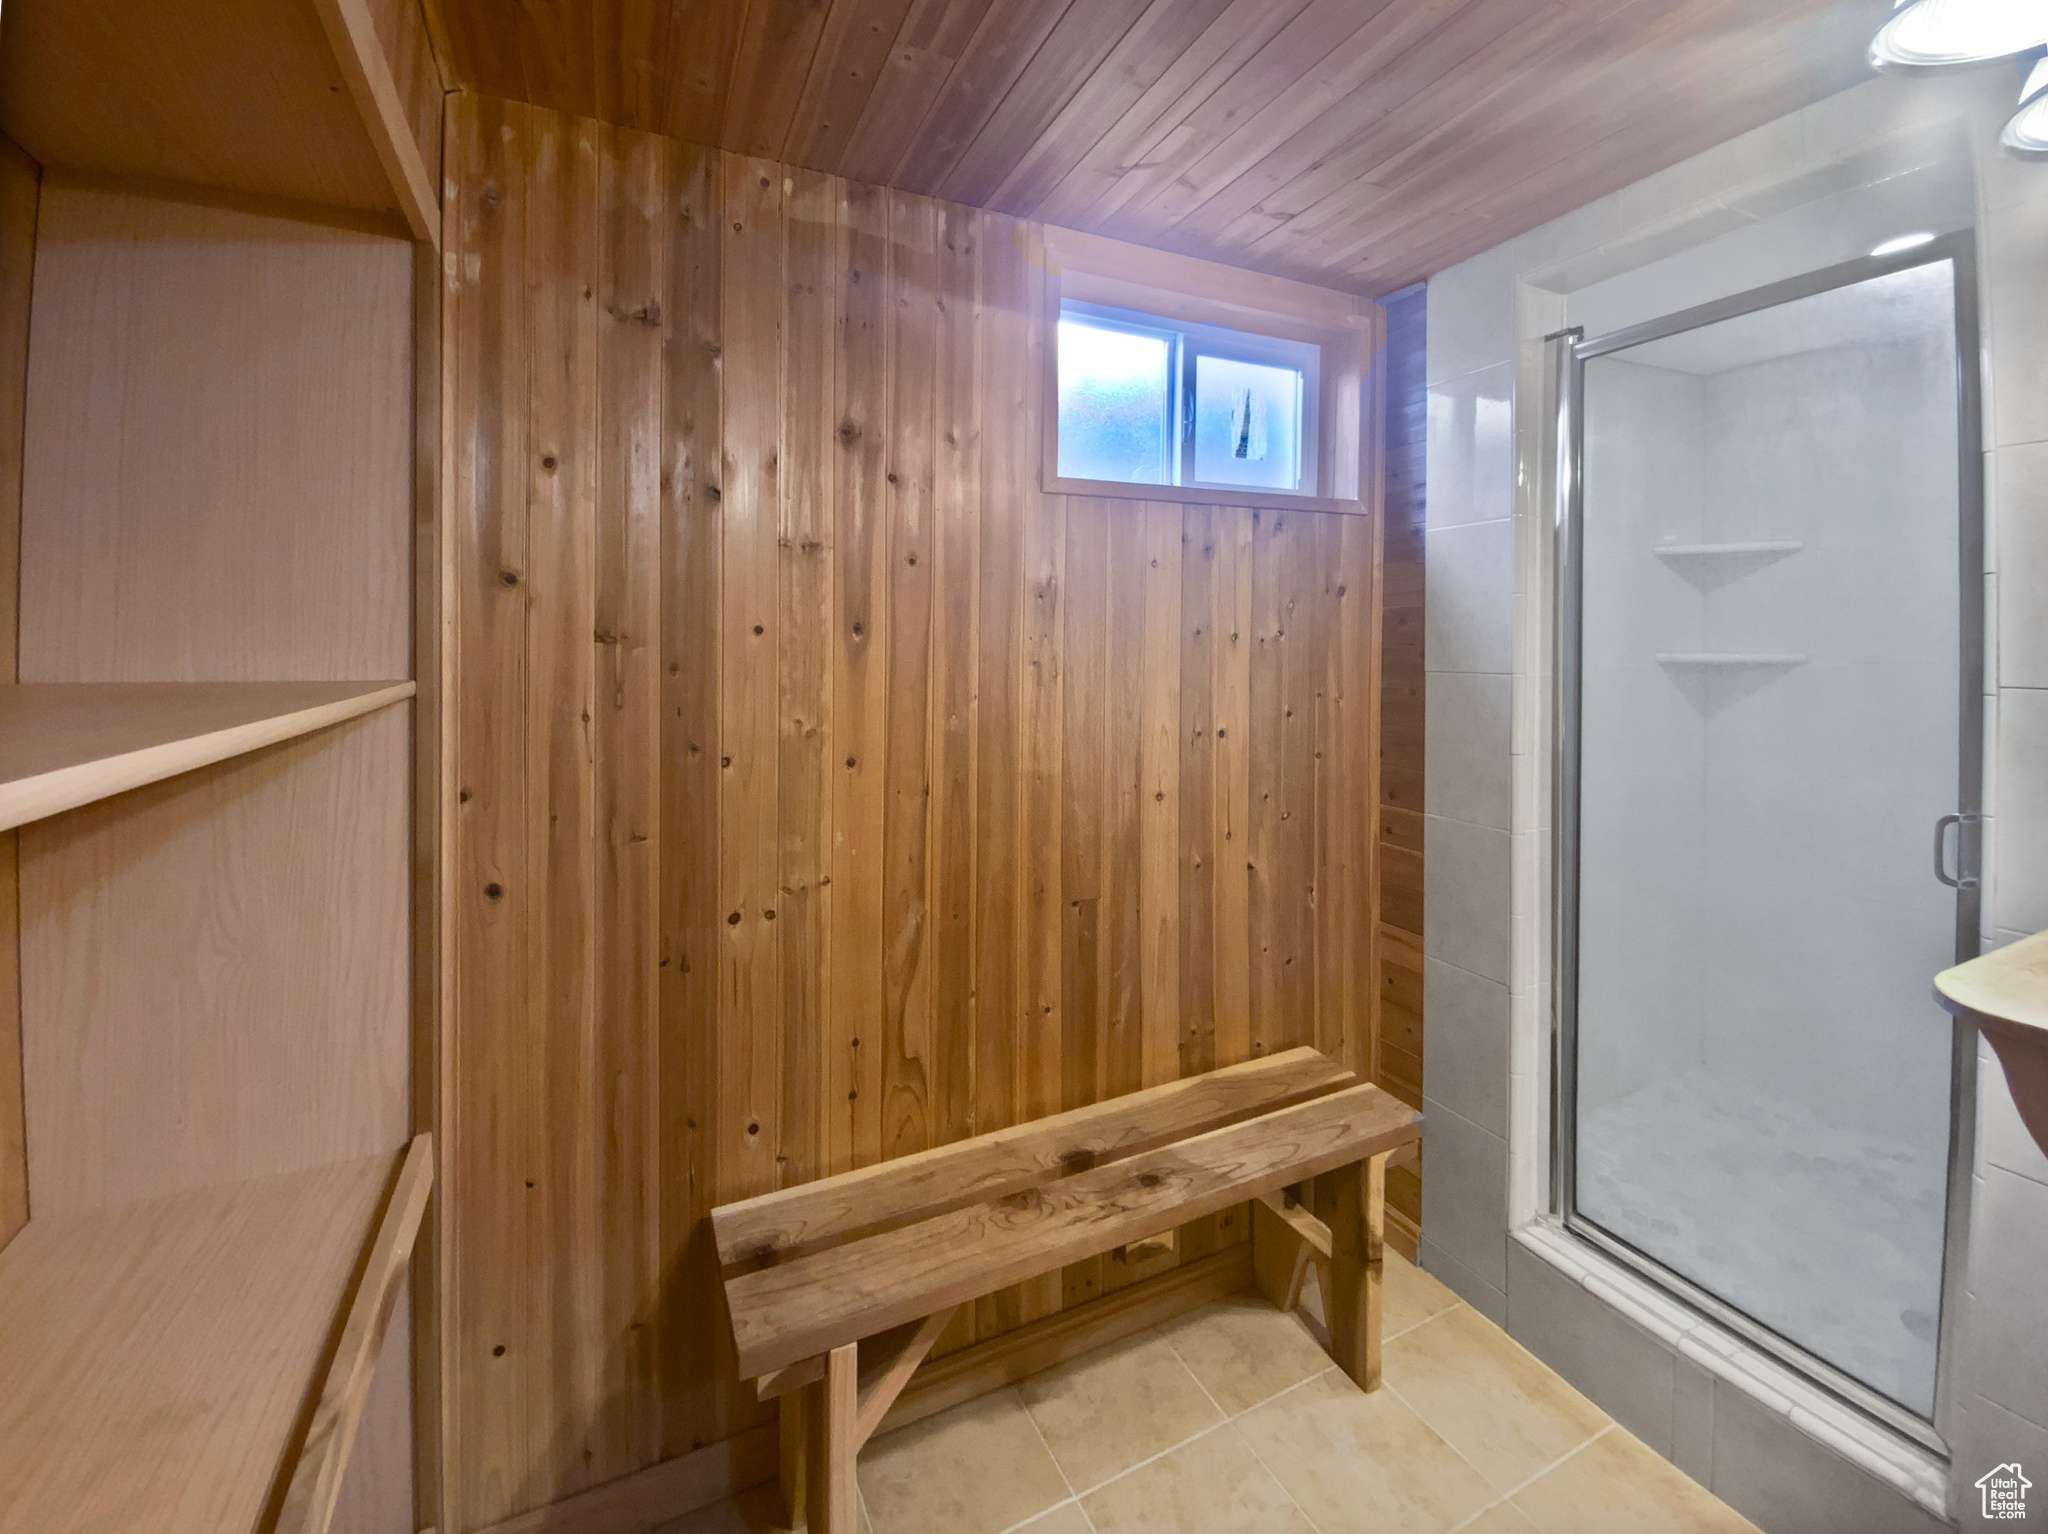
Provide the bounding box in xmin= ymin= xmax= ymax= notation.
xmin=1439 ymin=1423 xmax=1618 ymax=1533
xmin=1223 ymin=1408 xmax=1334 ymax=1534
xmin=990 ymin=1305 xmax=1340 ymax=1531
xmin=1372 ymin=1306 xmax=1614 ymax=1531
xmin=1069 ymin=1417 xmax=1236 ymax=1498
xmin=1375 ymin=1369 xmax=1516 ymax=1523
xmin=880 ymin=1273 xmax=1478 ymax=1534
xmin=1159 ymin=1320 xmax=1358 ymax=1534
xmin=1013 ymin=1385 xmax=1094 ymax=1534
xmin=1384 ymin=1295 xmax=1467 ymax=1345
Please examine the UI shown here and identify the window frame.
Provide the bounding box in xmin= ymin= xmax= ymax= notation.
xmin=1038 ymin=225 xmax=1378 ymax=516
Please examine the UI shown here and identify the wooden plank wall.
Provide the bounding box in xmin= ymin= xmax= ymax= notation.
xmin=0 ymin=136 xmax=36 ymax=1256
xmin=1376 ymin=284 xmax=1427 ymax=1244
xmin=442 ymin=93 xmax=1382 ymax=1533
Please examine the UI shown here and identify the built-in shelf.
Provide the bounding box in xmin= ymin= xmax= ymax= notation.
xmin=1936 ymin=929 xmax=2048 ymax=1160
xmin=0 ymin=1138 xmax=432 ymax=1534
xmin=1653 ymin=540 xmax=1806 ymax=557
xmin=1655 ymin=653 xmax=1807 ymax=667
xmin=0 ymin=680 xmax=416 ymax=833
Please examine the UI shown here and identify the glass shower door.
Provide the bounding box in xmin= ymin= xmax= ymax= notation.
xmin=1557 ymin=241 xmax=1982 ymax=1428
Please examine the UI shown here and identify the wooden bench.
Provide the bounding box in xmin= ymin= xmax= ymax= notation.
xmin=711 ymin=1046 xmax=1421 ymax=1532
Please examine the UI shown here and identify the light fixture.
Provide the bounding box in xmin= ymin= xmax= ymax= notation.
xmin=2002 ymin=55 xmax=2048 ymax=157
xmin=1871 ymin=232 xmax=1938 ymax=255
xmin=1870 ymin=0 xmax=2048 ymax=74
xmin=1869 ymin=0 xmax=2048 ymax=160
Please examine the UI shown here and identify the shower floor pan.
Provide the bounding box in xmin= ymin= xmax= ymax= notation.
xmin=1577 ymin=1071 xmax=1945 ymax=1416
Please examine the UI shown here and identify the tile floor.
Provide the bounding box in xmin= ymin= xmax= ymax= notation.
xmin=657 ymin=1251 xmax=1763 ymax=1534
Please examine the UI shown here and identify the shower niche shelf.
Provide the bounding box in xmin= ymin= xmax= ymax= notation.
xmin=1655 ymin=653 xmax=1807 ymax=667
xmin=1653 ymin=540 xmax=1805 ymax=558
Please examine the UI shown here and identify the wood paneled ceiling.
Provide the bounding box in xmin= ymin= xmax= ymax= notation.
xmin=425 ymin=0 xmax=1889 ymax=294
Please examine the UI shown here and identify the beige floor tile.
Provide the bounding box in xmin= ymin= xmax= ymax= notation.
xmin=1018 ymin=1332 xmax=1225 ymax=1491
xmin=1455 ymin=1499 xmax=1542 ymax=1534
xmin=1157 ymin=1296 xmax=1340 ymax=1415
xmin=1384 ymin=1248 xmax=1463 ymax=1339
xmin=858 ymin=1387 xmax=1072 ymax=1534
xmin=1010 ymin=1504 xmax=1094 ymax=1534
xmin=1299 ymin=1250 xmax=1460 ymax=1344
xmin=1235 ymin=1368 xmax=1497 ymax=1534
xmin=1081 ymin=1426 xmax=1318 ymax=1534
xmin=1384 ymin=1306 xmax=1610 ymax=1493
xmin=1512 ymin=1427 xmax=1763 ymax=1534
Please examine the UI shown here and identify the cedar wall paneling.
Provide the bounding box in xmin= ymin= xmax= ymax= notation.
xmin=0 ymin=136 xmax=34 ymax=1255
xmin=443 ymin=94 xmax=1382 ymax=1531
xmin=1377 ymin=284 xmax=1427 ymax=1243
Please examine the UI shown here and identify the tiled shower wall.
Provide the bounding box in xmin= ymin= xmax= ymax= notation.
xmin=1420 ymin=68 xmax=2048 ymax=1534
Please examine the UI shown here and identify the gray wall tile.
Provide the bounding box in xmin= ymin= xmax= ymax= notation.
xmin=1419 ymin=1100 xmax=1508 ymax=1293
xmin=1994 ymin=442 xmax=2048 ymax=690
xmin=1426 ymin=671 xmax=1512 ymax=830
xmin=1424 ymin=815 xmax=1511 ymax=984
xmin=1981 ymin=1037 xmax=2048 ymax=1187
xmin=1426 ymin=361 xmax=1515 ymax=530
xmin=1710 ymin=1385 xmax=1950 ymax=1534
xmin=1507 ymin=1239 xmax=1677 ymax=1455
xmin=1672 ymin=1358 xmax=1715 ymax=1483
xmin=1424 ymin=518 xmax=1516 ymax=676
xmin=1960 ymin=1165 xmax=2048 ymax=1427
xmin=1953 ymin=1394 xmax=2048 ymax=1529
xmin=1983 ymin=187 xmax=2048 ymax=452
xmin=1418 ymin=1236 xmax=1509 ymax=1325
xmin=1423 ymin=958 xmax=1510 ymax=1136
xmin=1993 ymin=687 xmax=2048 ymax=934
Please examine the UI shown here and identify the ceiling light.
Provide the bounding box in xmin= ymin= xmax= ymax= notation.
xmin=1870 ymin=0 xmax=2048 ymax=73
xmin=2003 ymin=56 xmax=2048 ymax=157
xmin=1871 ymin=232 xmax=1938 ymax=255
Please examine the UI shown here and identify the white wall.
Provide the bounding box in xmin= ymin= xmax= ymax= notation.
xmin=1423 ymin=66 xmax=2048 ymax=1533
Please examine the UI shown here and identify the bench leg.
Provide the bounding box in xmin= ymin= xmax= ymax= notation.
xmin=779 ymin=1387 xmax=806 ymax=1528
xmin=798 ymin=1342 xmax=858 ymax=1533
xmin=1327 ymin=1151 xmax=1388 ymax=1390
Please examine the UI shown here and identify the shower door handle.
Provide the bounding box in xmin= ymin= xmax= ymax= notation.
xmin=1934 ymin=813 xmax=1979 ymax=889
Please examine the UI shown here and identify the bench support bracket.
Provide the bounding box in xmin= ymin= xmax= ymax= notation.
xmin=779 ymin=1306 xmax=959 ymax=1531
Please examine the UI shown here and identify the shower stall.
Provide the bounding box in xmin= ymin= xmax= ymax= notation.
xmin=1551 ymin=235 xmax=1982 ymax=1440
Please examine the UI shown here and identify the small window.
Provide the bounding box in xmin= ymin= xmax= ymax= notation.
xmin=1056 ymin=299 xmax=1321 ymax=497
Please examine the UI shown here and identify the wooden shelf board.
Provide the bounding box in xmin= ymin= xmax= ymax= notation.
xmin=0 ymin=0 xmax=405 ymax=224
xmin=0 ymin=680 xmax=415 ymax=832
xmin=1937 ymin=929 xmax=2048 ymax=1038
xmin=0 ymin=1149 xmax=408 ymax=1534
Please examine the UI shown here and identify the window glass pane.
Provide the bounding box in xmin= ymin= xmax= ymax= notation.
xmin=1193 ymin=354 xmax=1301 ymax=491
xmin=1057 ymin=317 xmax=1173 ymax=485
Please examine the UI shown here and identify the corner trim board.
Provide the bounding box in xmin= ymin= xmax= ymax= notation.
xmin=310 ymin=0 xmax=441 ymax=246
